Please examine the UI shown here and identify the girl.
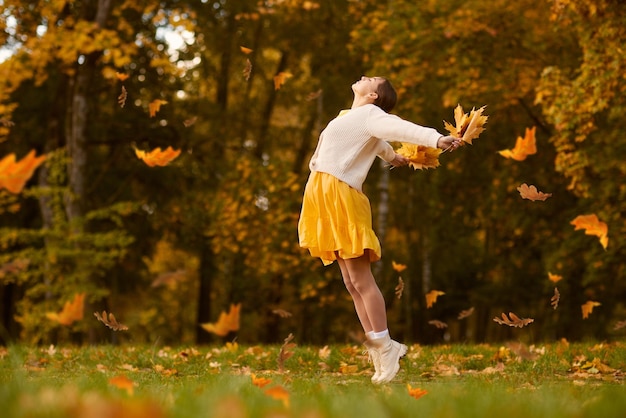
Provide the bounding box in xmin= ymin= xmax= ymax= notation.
xmin=298 ymin=76 xmax=460 ymax=384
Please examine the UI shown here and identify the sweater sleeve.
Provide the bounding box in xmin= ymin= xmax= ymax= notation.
xmin=365 ymin=105 xmax=442 ymax=148
xmin=375 ymin=139 xmax=396 ymax=162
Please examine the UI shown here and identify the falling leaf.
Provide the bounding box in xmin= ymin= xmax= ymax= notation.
xmin=115 ymin=72 xmax=130 ymax=81
xmin=571 ymin=214 xmax=608 ymax=249
xmin=498 ymin=127 xmax=537 ymax=161
xmin=517 ymin=183 xmax=552 ymax=201
xmin=392 ymin=261 xmax=407 ymax=273
xmin=118 ymin=86 xmax=127 ymax=108
xmin=45 ymin=293 xmax=85 ymax=326
xmin=613 ymin=320 xmax=626 ymax=331
xmin=200 ymin=303 xmax=241 ymax=336
xmin=548 ymin=272 xmax=563 ymax=283
xmin=396 ymin=143 xmax=441 ymax=170
xmin=151 ymin=269 xmax=186 ymax=287
xmin=264 ymin=385 xmax=290 ymax=408
xmin=94 ymin=310 xmax=129 ymax=331
xmin=551 ymin=287 xmax=560 ymax=310
xmin=0 ymin=150 xmax=47 ymax=194
xmin=272 ymin=308 xmax=292 ymax=318
xmin=443 ymin=104 xmax=488 ymax=145
xmin=306 ymin=89 xmax=322 ymax=101
xmin=406 ymin=384 xmax=428 ymax=400
xmin=250 ymin=373 xmax=272 ymax=388
xmin=458 ymin=307 xmax=475 ymax=320
xmin=240 ymin=46 xmax=253 ymax=54
xmin=278 ymin=333 xmax=296 ymax=372
xmin=425 ymin=290 xmax=445 ymax=308
xmin=183 ymin=116 xmax=197 ymax=127
xmin=243 ymin=58 xmax=252 ymax=81
xmin=428 ymin=319 xmax=448 ymax=329
xmin=581 ymin=301 xmax=601 ymax=319
xmin=0 ymin=118 xmax=14 ymax=127
xmin=273 ymin=72 xmax=292 ymax=90
xmin=148 ymin=99 xmax=168 ymax=117
xmin=395 ymin=277 xmax=405 ymax=299
xmin=493 ymin=312 xmax=534 ymax=328
xmin=109 ymin=375 xmax=135 ymax=396
xmin=134 ymin=146 xmax=181 ymax=167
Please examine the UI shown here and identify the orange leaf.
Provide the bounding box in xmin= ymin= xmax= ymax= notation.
xmin=581 ymin=301 xmax=601 ymax=319
xmin=0 ymin=150 xmax=46 ymax=194
xmin=498 ymin=127 xmax=537 ymax=161
xmin=109 ymin=375 xmax=135 ymax=396
xmin=493 ymin=312 xmax=534 ymax=328
xmin=264 ymin=385 xmax=290 ymax=408
xmin=407 ymin=384 xmax=428 ymax=400
xmin=425 ymin=290 xmax=445 ymax=308
xmin=548 ymin=272 xmax=563 ymax=283
xmin=148 ymin=99 xmax=168 ymax=117
xmin=118 ymin=86 xmax=128 ymax=108
xmin=392 ymin=261 xmax=407 ymax=273
xmin=200 ymin=303 xmax=241 ymax=337
xmin=250 ymin=373 xmax=272 ymax=388
xmin=396 ymin=143 xmax=441 ymax=170
xmin=45 ymin=293 xmax=85 ymax=326
xmin=571 ymin=214 xmax=608 ymax=249
xmin=115 ymin=72 xmax=130 ymax=81
xmin=273 ymin=72 xmax=292 ymax=90
xmin=134 ymin=146 xmax=181 ymax=167
xmin=517 ymin=183 xmax=552 ymax=201
xmin=240 ymin=46 xmax=253 ymax=54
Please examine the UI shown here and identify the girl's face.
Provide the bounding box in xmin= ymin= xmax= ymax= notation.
xmin=352 ymin=76 xmax=384 ymax=97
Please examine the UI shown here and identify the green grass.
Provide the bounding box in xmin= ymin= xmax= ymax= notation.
xmin=1 ymin=341 xmax=625 ymax=417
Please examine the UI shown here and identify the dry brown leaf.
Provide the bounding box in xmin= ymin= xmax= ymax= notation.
xmin=517 ymin=183 xmax=552 ymax=201
xmin=551 ymin=287 xmax=560 ymax=310
xmin=277 ymin=333 xmax=296 ymax=372
xmin=243 ymin=58 xmax=252 ymax=81
xmin=94 ymin=310 xmax=129 ymax=331
xmin=613 ymin=320 xmax=626 ymax=331
xmin=395 ymin=277 xmax=405 ymax=299
xmin=271 ymin=308 xmax=292 ymax=318
xmin=493 ymin=312 xmax=534 ymax=328
xmin=428 ymin=319 xmax=448 ymax=329
xmin=117 ymin=86 xmax=127 ymax=108
xmin=458 ymin=307 xmax=475 ymax=320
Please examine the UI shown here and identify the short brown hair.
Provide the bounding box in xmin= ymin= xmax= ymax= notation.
xmin=374 ymin=78 xmax=397 ymax=112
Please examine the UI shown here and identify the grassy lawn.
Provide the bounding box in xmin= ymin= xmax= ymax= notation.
xmin=1 ymin=340 xmax=625 ymax=418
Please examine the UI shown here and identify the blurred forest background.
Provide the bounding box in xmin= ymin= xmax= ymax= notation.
xmin=0 ymin=0 xmax=624 ymax=346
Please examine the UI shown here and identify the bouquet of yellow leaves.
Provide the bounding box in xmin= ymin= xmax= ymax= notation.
xmin=395 ymin=143 xmax=442 ymax=170
xmin=444 ymin=104 xmax=488 ymax=145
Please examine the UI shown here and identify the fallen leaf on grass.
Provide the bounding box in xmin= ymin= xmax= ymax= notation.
xmin=109 ymin=375 xmax=135 ymax=396
xmin=264 ymin=385 xmax=290 ymax=408
xmin=493 ymin=312 xmax=534 ymax=328
xmin=250 ymin=373 xmax=272 ymax=388
xmin=278 ymin=333 xmax=296 ymax=372
xmin=406 ymin=384 xmax=428 ymax=399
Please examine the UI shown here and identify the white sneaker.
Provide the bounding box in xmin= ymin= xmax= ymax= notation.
xmin=368 ymin=335 xmax=407 ymax=384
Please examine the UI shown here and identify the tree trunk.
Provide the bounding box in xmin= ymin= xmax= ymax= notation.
xmin=196 ymin=237 xmax=215 ymax=344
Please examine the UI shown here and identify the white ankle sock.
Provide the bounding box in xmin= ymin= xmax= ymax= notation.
xmin=366 ymin=331 xmax=375 ymax=340
xmin=371 ymin=329 xmax=389 ymax=340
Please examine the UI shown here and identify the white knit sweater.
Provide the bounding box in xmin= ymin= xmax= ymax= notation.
xmin=309 ymin=104 xmax=443 ymax=191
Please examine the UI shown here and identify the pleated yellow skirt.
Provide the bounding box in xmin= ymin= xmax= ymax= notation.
xmin=298 ymin=171 xmax=382 ymax=265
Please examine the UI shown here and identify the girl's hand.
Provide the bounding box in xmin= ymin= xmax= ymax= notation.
xmin=437 ymin=135 xmax=462 ymax=151
xmin=389 ymin=153 xmax=409 ymax=167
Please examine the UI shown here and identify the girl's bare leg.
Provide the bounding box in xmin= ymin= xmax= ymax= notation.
xmin=337 ymin=253 xmax=387 ymax=333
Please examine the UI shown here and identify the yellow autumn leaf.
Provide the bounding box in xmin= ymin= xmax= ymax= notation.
xmin=200 ymin=303 xmax=241 ymax=337
xmin=273 ymin=72 xmax=292 ymax=90
xmin=264 ymin=385 xmax=290 ymax=408
xmin=571 ymin=214 xmax=608 ymax=249
xmin=443 ymin=104 xmax=488 ymax=144
xmin=134 ymin=146 xmax=181 ymax=167
xmin=109 ymin=374 xmax=135 ymax=396
xmin=396 ymin=143 xmax=442 ymax=170
xmin=581 ymin=301 xmax=601 ymax=319
xmin=548 ymin=272 xmax=563 ymax=283
xmin=407 ymin=384 xmax=428 ymax=400
xmin=499 ymin=127 xmax=537 ymax=161
xmin=392 ymin=261 xmax=407 ymax=273
xmin=148 ymin=99 xmax=168 ymax=117
xmin=0 ymin=150 xmax=47 ymax=194
xmin=45 ymin=293 xmax=85 ymax=326
xmin=425 ymin=290 xmax=445 ymax=309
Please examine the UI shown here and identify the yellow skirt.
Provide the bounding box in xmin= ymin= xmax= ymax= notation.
xmin=298 ymin=171 xmax=382 ymax=265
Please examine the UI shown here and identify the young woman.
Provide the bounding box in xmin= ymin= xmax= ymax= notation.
xmin=298 ymin=76 xmax=461 ymax=384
